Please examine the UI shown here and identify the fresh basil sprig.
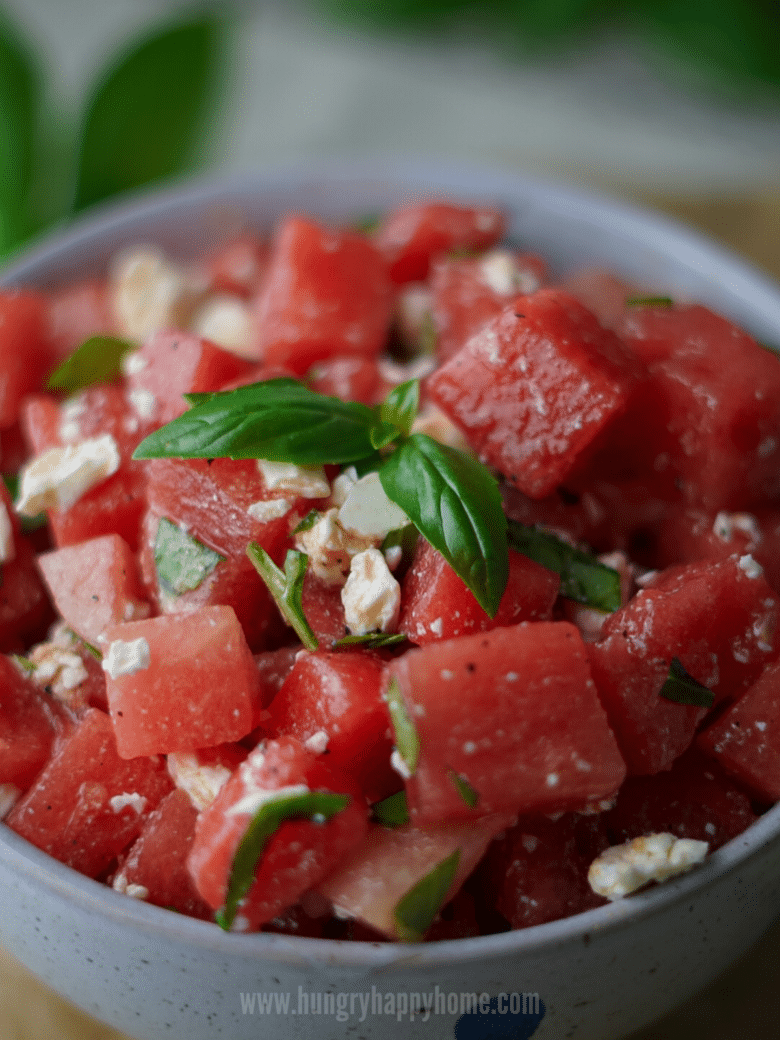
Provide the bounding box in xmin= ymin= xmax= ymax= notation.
xmin=507 ymin=519 xmax=621 ymax=613
xmin=448 ymin=770 xmax=479 ymax=809
xmin=154 ymin=517 xmax=224 ymax=596
xmin=246 ymin=544 xmax=318 ymax=652
xmin=659 ymin=657 xmax=714 ymax=708
xmin=371 ymin=790 xmax=410 ymax=828
xmin=394 ymin=849 xmax=461 ymax=942
xmin=135 ymin=377 xmax=510 ymax=618
xmin=216 ymin=789 xmax=350 ymax=931
xmin=46 ymin=336 xmax=135 ymax=394
xmin=625 ymin=296 xmax=673 ymax=308
xmin=385 ymin=676 xmax=420 ymax=777
xmin=333 ymin=632 xmax=407 ymax=650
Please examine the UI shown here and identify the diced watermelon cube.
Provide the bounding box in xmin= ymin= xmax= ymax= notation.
xmin=0 ymin=654 xmax=70 ymax=790
xmin=0 ymin=291 xmax=55 ymax=428
xmin=103 ymin=607 xmax=258 ymax=758
xmin=388 ymin=621 xmax=626 ymax=825
xmin=307 ymin=355 xmax=382 ymax=404
xmin=588 ymin=555 xmax=780 ymax=775
xmin=47 ymin=279 xmax=114 ymax=359
xmin=254 ymin=217 xmax=393 ymax=374
xmin=427 ymin=289 xmax=636 ymax=498
xmin=6 ymin=707 xmax=173 ymax=877
xmin=205 ymin=233 xmax=270 ymax=298
xmin=399 ymin=540 xmax=560 ymax=645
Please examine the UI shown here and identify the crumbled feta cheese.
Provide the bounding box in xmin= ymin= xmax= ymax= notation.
xmin=383 ymin=544 xmax=403 ymax=570
xmin=103 ymin=637 xmax=151 ymax=679
xmin=110 ymin=246 xmax=202 ymax=340
xmin=294 ymin=508 xmax=374 ymax=584
xmin=479 ymin=249 xmax=540 ymax=296
xmin=228 ymin=783 xmax=311 ymax=818
xmin=336 ymin=471 xmax=408 ymax=539
xmin=27 ymin=638 xmax=89 ymax=705
xmin=0 ymin=501 xmax=14 ymax=564
xmin=588 ymin=833 xmax=709 ymax=901
xmin=167 ymin=752 xmax=233 ymax=812
xmin=121 ymin=350 xmax=148 ymax=377
xmin=257 ymin=460 xmax=330 ymax=499
xmin=191 ymin=294 xmax=256 ymax=357
xmin=429 ymin=617 xmax=443 ymax=637
xmin=376 ymin=355 xmax=437 ymax=385
xmin=303 ymin=730 xmax=329 ymax=755
xmin=0 ymin=783 xmax=20 ymax=819
xmin=390 ymin=749 xmax=412 ymax=781
xmin=247 ymin=498 xmax=292 ymax=522
xmin=112 ymin=873 xmax=149 ymax=900
xmin=329 ymin=466 xmax=358 ymax=508
xmin=713 ymin=511 xmax=761 ymax=546
xmin=127 ymin=387 xmax=157 ymax=421
xmin=546 ymin=772 xmax=560 ymax=787
xmin=109 ymin=792 xmax=147 ymax=815
xmin=738 ymin=554 xmax=763 ymax=579
xmin=15 ymin=435 xmax=121 ymax=516
xmin=341 ymin=548 xmax=401 ymax=635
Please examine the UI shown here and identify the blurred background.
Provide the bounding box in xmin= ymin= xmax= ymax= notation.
xmin=1 ymin=1 xmax=779 ymax=1037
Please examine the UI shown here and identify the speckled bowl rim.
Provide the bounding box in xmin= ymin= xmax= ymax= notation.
xmin=2 ymin=156 xmax=780 ymax=973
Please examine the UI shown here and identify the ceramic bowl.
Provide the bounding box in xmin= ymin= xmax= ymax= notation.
xmin=2 ymin=160 xmax=780 ymax=1040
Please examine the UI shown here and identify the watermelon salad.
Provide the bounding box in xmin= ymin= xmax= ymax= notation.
xmin=1 ymin=200 xmax=779 ymax=941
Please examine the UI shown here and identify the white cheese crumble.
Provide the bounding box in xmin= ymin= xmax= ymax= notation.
xmin=127 ymin=387 xmax=157 ymax=421
xmin=329 ymin=466 xmax=358 ymax=508
xmin=0 ymin=501 xmax=14 ymax=564
xmin=336 ymin=471 xmax=409 ymax=539
xmin=110 ymin=246 xmax=202 ymax=341
xmin=294 ymin=507 xmax=375 ymax=584
xmin=410 ymin=403 xmax=472 ymax=452
xmin=109 ymin=792 xmax=147 ymax=815
xmin=257 ymin=460 xmax=330 ymax=499
xmin=121 ymin=350 xmax=148 ymax=377
xmin=228 ymin=783 xmax=311 ymax=818
xmin=341 ymin=548 xmax=401 ymax=636
xmin=303 ymin=730 xmax=330 ymax=755
xmin=247 ymin=498 xmax=292 ymax=522
xmin=191 ymin=294 xmax=255 ymax=357
xmin=390 ymin=749 xmax=412 ymax=781
xmin=0 ymin=783 xmax=20 ymax=819
xmin=29 ymin=645 xmax=88 ymax=693
xmin=112 ymin=873 xmax=149 ymax=900
xmin=167 ymin=752 xmax=233 ymax=812
xmin=713 ymin=511 xmax=761 ymax=545
xmin=588 ymin=833 xmax=709 ymax=901
xmin=738 ymin=554 xmax=763 ymax=579
xmin=102 ymin=637 xmax=151 ymax=679
xmin=15 ymin=435 xmax=121 ymax=517
xmin=479 ymin=248 xmax=540 ymax=296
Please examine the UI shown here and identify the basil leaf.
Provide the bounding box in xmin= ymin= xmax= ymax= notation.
xmin=625 ymin=296 xmax=673 ymax=308
xmin=73 ymin=14 xmax=225 ymax=212
xmin=133 ymin=380 xmax=378 ymax=464
xmin=0 ymin=10 xmax=39 ymax=255
xmin=380 ymin=379 xmax=420 ymax=439
xmin=659 ymin=657 xmax=714 ymax=709
xmin=333 ymin=632 xmax=407 ymax=650
xmin=380 ymin=433 xmax=508 ymax=618
xmin=371 ymin=790 xmax=409 ymax=828
xmin=246 ymin=544 xmax=318 ymax=652
xmin=154 ymin=517 xmax=224 ymax=596
xmin=293 ymin=509 xmax=321 ymax=534
xmin=79 ymin=638 xmax=103 ymax=662
xmin=11 ymin=654 xmax=34 ymax=674
xmin=394 ymin=849 xmax=461 ymax=942
xmin=448 ymin=770 xmax=479 ymax=809
xmin=384 ymin=676 xmax=419 ymax=776
xmin=507 ymin=520 xmax=621 ymax=612
xmin=216 ymin=789 xmax=350 ymax=930
xmin=369 ymin=420 xmax=402 ymax=451
xmin=381 ymin=524 xmax=419 ymax=569
xmin=46 ymin=336 xmax=134 ymax=393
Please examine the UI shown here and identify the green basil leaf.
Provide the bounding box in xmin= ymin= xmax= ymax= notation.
xmin=381 ymin=524 xmax=419 ymax=569
xmin=659 ymin=657 xmax=714 ymax=708
xmin=333 ymin=632 xmax=408 ymax=650
xmin=154 ymin=517 xmax=224 ymax=596
xmin=394 ymin=849 xmax=461 ymax=942
xmin=380 ymin=379 xmax=420 ymax=438
xmin=133 ymin=379 xmax=378 ymax=464
xmin=448 ymin=770 xmax=479 ymax=809
xmin=246 ymin=544 xmax=318 ymax=652
xmin=216 ymin=789 xmax=350 ymax=930
xmin=0 ymin=10 xmax=39 ymax=254
xmin=625 ymin=296 xmax=673 ymax=308
xmin=371 ymin=790 xmax=410 ymax=828
xmin=293 ymin=509 xmax=321 ymax=534
xmin=46 ymin=336 xmax=135 ymax=393
xmin=79 ymin=638 xmax=103 ymax=662
xmin=369 ymin=420 xmax=402 ymax=451
xmin=384 ymin=676 xmax=419 ymax=776
xmin=11 ymin=654 xmax=34 ymax=674
xmin=507 ymin=520 xmax=621 ymax=612
xmin=380 ymin=433 xmax=508 ymax=618
xmin=73 ymin=14 xmax=225 ymax=212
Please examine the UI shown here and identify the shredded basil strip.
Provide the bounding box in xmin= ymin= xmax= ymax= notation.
xmin=133 ymin=379 xmax=378 ymax=464
xmin=506 ymin=519 xmax=621 ymax=612
xmin=333 ymin=632 xmax=407 ymax=650
xmin=659 ymin=657 xmax=714 ymax=708
xmin=216 ymin=790 xmax=350 ymax=931
xmin=3 ymin=473 xmax=45 ymax=531
xmin=293 ymin=509 xmax=321 ymax=534
xmin=448 ymin=770 xmax=479 ymax=809
xmin=380 ymin=434 xmax=508 ymax=618
xmin=246 ymin=543 xmax=318 ymax=651
xmin=625 ymin=296 xmax=673 ymax=308
xmin=394 ymin=849 xmax=461 ymax=942
xmin=154 ymin=517 xmax=224 ymax=596
xmin=384 ymin=676 xmax=420 ymax=776
xmin=46 ymin=336 xmax=134 ymax=393
xmin=371 ymin=790 xmax=409 ymax=828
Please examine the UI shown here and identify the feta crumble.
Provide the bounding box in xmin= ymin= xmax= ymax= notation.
xmin=588 ymin=833 xmax=709 ymax=901
xmin=167 ymin=752 xmax=233 ymax=812
xmin=303 ymin=730 xmax=330 ymax=755
xmin=479 ymin=249 xmax=540 ymax=296
xmin=247 ymin=498 xmax=292 ymax=522
xmin=103 ymin=637 xmax=151 ymax=679
xmin=336 ymin=471 xmax=409 ymax=539
xmin=341 ymin=548 xmax=401 ymax=636
xmin=257 ymin=460 xmax=330 ymax=499
xmin=738 ymin=554 xmax=763 ymax=579
xmin=191 ymin=294 xmax=256 ymax=357
xmin=15 ymin=435 xmax=121 ymax=516
xmin=109 ymin=792 xmax=147 ymax=815
xmin=390 ymin=749 xmax=412 ymax=781
xmin=110 ymin=246 xmax=202 ymax=340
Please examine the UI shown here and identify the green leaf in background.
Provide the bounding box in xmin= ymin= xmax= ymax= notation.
xmin=380 ymin=433 xmax=508 ymax=618
xmin=73 ymin=12 xmax=226 ymax=212
xmin=216 ymin=789 xmax=350 ymax=930
xmin=394 ymin=849 xmax=461 ymax=941
xmin=46 ymin=336 xmax=135 ymax=394
xmin=0 ymin=9 xmax=40 ymax=255
xmin=154 ymin=517 xmax=225 ymax=596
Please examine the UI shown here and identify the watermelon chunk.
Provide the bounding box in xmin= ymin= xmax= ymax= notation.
xmin=0 ymin=654 xmax=70 ymax=790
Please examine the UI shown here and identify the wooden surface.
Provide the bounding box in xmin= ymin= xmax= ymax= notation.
xmin=2 ymin=187 xmax=780 ymax=1040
